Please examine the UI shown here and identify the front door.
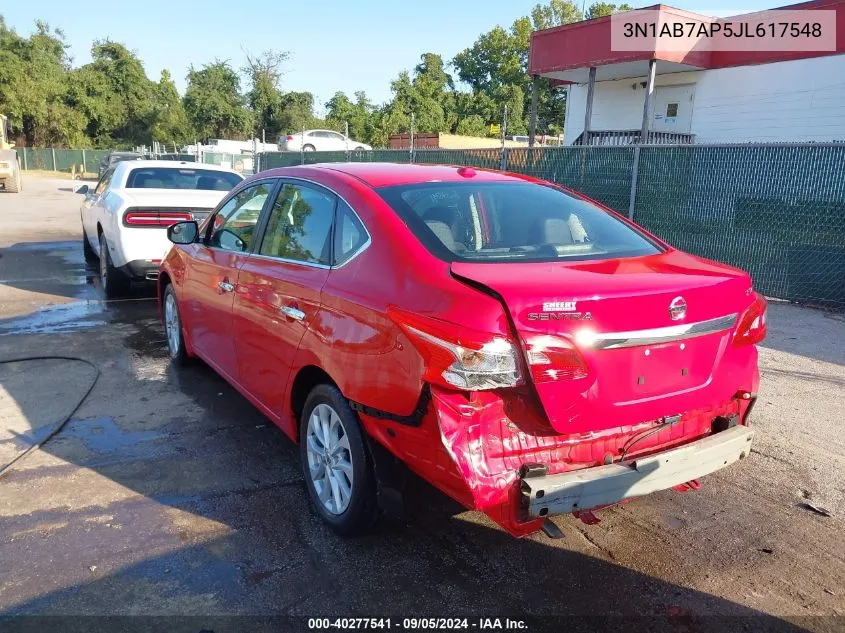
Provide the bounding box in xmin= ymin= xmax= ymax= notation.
xmin=184 ymin=181 xmax=274 ymax=379
xmin=652 ymin=85 xmax=695 ymax=134
xmin=233 ymin=180 xmax=336 ymax=425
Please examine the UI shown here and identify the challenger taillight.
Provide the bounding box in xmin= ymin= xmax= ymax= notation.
xmin=123 ymin=210 xmax=193 ymax=227
xmin=389 ymin=308 xmax=522 ymax=391
xmin=286 ymin=135 xmax=294 ymax=141
xmin=524 ymin=335 xmax=589 ymax=383
xmin=733 ymin=292 xmax=767 ymax=347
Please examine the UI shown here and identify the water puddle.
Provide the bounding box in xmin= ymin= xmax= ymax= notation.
xmin=62 ymin=416 xmax=168 ymax=453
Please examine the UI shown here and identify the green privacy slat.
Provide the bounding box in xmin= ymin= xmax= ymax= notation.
xmin=632 ymin=144 xmax=845 ymax=309
xmin=254 ymin=144 xmax=843 ymax=307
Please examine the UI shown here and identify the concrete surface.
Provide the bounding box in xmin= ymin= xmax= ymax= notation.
xmin=0 ymin=177 xmax=843 ymax=629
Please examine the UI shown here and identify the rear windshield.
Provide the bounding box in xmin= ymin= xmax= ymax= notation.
xmin=375 ymin=182 xmax=662 ymax=262
xmin=125 ymin=167 xmax=242 ymax=191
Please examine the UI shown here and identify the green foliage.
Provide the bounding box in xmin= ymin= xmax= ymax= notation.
xmin=585 ymin=2 xmax=633 ymax=20
xmin=150 ymin=70 xmax=193 ymax=147
xmin=455 ymin=114 xmax=486 ymax=137
xmin=184 ymin=61 xmax=253 ymax=141
xmin=326 ymin=91 xmax=374 ymax=141
xmin=451 ymin=0 xmax=581 ymax=140
xmin=276 ymin=91 xmax=321 ymax=135
xmin=0 ymin=18 xmax=86 ymax=146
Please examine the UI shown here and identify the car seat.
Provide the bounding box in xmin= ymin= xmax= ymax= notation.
xmin=422 ymin=206 xmax=469 ymax=252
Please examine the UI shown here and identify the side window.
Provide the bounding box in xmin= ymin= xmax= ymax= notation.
xmin=94 ymin=169 xmax=114 ymax=196
xmin=259 ymin=183 xmax=335 ymax=265
xmin=334 ymin=200 xmax=368 ymax=265
xmin=208 ymin=182 xmax=273 ymax=252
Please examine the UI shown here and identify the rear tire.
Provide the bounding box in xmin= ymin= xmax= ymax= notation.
xmin=300 ymin=384 xmax=378 ymax=536
xmin=302 ymin=144 xmax=316 ymax=152
xmin=163 ymin=284 xmax=191 ymax=365
xmin=98 ymin=231 xmax=130 ymax=298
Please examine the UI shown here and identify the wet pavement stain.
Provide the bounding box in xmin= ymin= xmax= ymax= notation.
xmin=61 ymin=416 xmax=169 ymax=453
xmin=0 ymin=238 xmax=159 ymax=335
xmin=0 ymin=301 xmax=107 ymax=335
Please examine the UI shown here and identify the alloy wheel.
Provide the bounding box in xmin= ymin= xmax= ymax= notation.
xmin=164 ymin=292 xmax=181 ymax=357
xmin=306 ymin=403 xmax=354 ymax=515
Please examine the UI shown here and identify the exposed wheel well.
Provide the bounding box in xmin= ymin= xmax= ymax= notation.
xmin=291 ymin=365 xmax=338 ymax=429
xmin=158 ymin=272 xmax=172 ymax=314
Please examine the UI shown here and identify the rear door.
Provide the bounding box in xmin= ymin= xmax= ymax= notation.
xmin=233 ymin=180 xmax=336 ymax=418
xmin=183 ymin=181 xmax=275 ymax=378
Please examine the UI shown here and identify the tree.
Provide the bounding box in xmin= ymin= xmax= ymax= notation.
xmin=585 ymin=2 xmax=633 ymax=20
xmin=325 ymin=90 xmax=375 ymax=142
xmin=242 ymin=48 xmax=289 ymax=138
xmin=275 ymin=91 xmax=319 ymax=135
xmin=0 ymin=18 xmax=87 ymax=146
xmin=451 ymin=1 xmax=580 ymax=138
xmin=64 ymin=40 xmax=158 ymax=147
xmin=150 ymin=70 xmax=192 ymax=147
xmin=531 ymin=0 xmax=582 ymax=30
xmin=456 ymin=114 xmax=486 ymax=137
xmin=184 ymin=61 xmax=253 ymax=141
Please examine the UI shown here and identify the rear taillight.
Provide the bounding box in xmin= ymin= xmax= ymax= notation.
xmin=123 ymin=210 xmax=193 ymax=227
xmin=389 ymin=308 xmax=522 ymax=391
xmin=733 ymin=292 xmax=767 ymax=347
xmin=524 ymin=335 xmax=589 ymax=383
xmin=286 ymin=135 xmax=294 ymax=141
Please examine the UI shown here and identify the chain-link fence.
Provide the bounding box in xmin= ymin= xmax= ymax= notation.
xmin=256 ymin=144 xmax=845 ymax=309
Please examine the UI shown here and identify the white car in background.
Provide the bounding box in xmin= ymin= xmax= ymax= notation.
xmin=79 ymin=160 xmax=243 ymax=297
xmin=279 ymin=129 xmax=371 ymax=152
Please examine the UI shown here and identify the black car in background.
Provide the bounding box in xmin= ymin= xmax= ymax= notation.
xmin=98 ymin=151 xmax=144 ymax=177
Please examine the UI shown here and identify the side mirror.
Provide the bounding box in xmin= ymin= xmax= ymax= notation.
xmin=167 ymin=221 xmax=199 ymax=245
xmin=75 ymin=184 xmax=90 ymax=194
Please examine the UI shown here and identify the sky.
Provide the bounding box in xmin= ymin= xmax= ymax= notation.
xmin=3 ymin=1 xmax=778 ymax=114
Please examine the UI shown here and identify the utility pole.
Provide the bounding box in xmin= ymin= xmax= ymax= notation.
xmin=501 ymin=104 xmax=508 ymax=149
xmin=409 ymin=113 xmax=414 ymax=163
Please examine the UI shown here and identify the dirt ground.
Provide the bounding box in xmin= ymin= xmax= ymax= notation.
xmin=0 ymin=177 xmax=843 ymax=631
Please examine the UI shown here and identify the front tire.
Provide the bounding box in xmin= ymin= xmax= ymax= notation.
xmin=163 ymin=284 xmax=191 ymax=365
xmin=4 ymin=168 xmax=21 ymax=193
xmin=98 ymin=231 xmax=130 ymax=298
xmin=300 ymin=385 xmax=378 ymax=536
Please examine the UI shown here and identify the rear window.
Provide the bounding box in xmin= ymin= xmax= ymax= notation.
xmin=125 ymin=168 xmax=242 ymax=191
xmin=375 ymin=182 xmax=662 ymax=262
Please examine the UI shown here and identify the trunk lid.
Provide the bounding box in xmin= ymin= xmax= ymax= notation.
xmin=452 ymin=251 xmax=752 ymax=434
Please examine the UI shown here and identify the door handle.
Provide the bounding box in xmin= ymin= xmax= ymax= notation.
xmin=218 ymin=281 xmax=235 ymax=293
xmin=280 ymin=305 xmax=305 ymax=321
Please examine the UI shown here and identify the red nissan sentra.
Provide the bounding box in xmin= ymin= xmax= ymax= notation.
xmin=159 ymin=163 xmax=765 ymax=538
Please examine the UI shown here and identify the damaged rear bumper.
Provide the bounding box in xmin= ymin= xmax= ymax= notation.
xmin=520 ymin=425 xmax=754 ymax=518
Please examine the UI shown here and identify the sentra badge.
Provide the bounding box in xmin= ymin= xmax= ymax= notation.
xmin=529 ymin=300 xmax=592 ymax=321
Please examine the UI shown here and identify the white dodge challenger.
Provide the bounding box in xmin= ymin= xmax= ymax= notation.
xmin=79 ymin=160 xmax=243 ymax=297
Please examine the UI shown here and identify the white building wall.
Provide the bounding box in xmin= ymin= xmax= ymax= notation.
xmin=563 ymin=54 xmax=845 ymax=144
